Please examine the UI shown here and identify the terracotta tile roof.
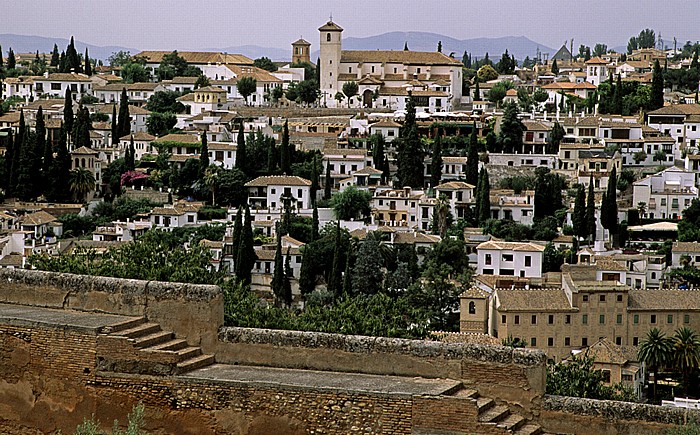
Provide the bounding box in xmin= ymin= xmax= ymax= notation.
xmin=196 ymin=86 xmax=227 ymax=93
xmin=392 ymin=232 xmax=440 ymax=245
xmin=593 ymin=256 xmax=627 ymax=272
xmin=153 ymin=133 xmax=201 ymax=144
xmin=370 ymin=119 xmax=402 ymax=128
xmin=673 ymin=241 xmax=700 ymax=253
xmin=94 ymin=83 xmax=161 ymax=92
xmin=200 ymin=239 xmax=223 ymax=249
xmin=282 ymin=235 xmax=305 ymax=247
xmin=648 ymin=104 xmax=700 ymax=116
xmin=35 ymin=73 xmax=91 ymax=82
xmin=496 ymin=288 xmax=573 ymax=311
xmin=628 ymin=289 xmax=700 ymax=311
xmin=0 ymin=253 xmax=23 ymax=267
xmin=94 ymin=104 xmax=151 ymax=116
xmin=227 ymin=65 xmax=283 ymax=83
xmin=435 ymin=181 xmax=475 ymax=190
xmin=460 ymin=287 xmax=489 ymax=298
xmin=292 ymin=38 xmax=311 ymax=46
xmin=71 ymin=146 xmax=98 ymax=154
xmin=208 ymin=142 xmax=237 ymax=151
xmin=477 ymin=241 xmax=545 ymax=252
xmin=135 ymin=51 xmax=253 ymax=65
xmin=163 ymin=76 xmax=199 ymax=84
xmin=583 ymin=338 xmax=639 ymax=365
xmin=318 ymin=21 xmax=343 ymax=31
xmin=323 ymin=147 xmax=367 ymax=156
xmin=352 ymin=166 xmax=383 ymax=175
xmin=19 ymin=210 xmax=57 ymax=226
xmin=120 ymin=132 xmax=156 ymax=142
xmin=341 ymin=50 xmax=462 ymax=66
xmin=245 ymin=175 xmax=312 ymax=187
xmin=585 ymin=56 xmax=608 ymax=64
xmin=22 ymin=99 xmax=66 ymax=111
xmin=358 ymin=75 xmax=384 ymax=85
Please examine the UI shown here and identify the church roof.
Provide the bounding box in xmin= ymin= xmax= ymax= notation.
xmin=340 ymin=50 xmax=462 ymax=66
xmin=551 ymin=44 xmax=572 ymax=62
xmin=319 ymin=21 xmax=343 ymax=31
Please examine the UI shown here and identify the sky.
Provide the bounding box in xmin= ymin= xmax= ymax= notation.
xmin=2 ymin=0 xmax=699 ymax=51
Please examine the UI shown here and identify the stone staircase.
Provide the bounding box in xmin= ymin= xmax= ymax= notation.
xmin=100 ymin=317 xmax=214 ymax=374
xmin=447 ymin=386 xmax=546 ymax=435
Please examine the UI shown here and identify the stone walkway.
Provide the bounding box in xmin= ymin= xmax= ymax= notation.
xmin=181 ymin=363 xmax=461 ymax=397
xmin=0 ymin=303 xmax=136 ymax=332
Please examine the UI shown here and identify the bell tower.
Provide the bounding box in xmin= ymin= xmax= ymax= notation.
xmin=319 ymin=19 xmax=343 ymax=106
xmin=292 ymin=38 xmax=311 ymax=64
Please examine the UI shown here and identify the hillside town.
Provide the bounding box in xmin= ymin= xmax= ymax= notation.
xmin=2 ymin=21 xmax=700 ymax=412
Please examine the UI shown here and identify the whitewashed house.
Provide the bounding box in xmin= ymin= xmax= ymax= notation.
xmin=476 ymin=241 xmax=544 ymax=278
xmin=633 ymin=166 xmax=698 ymax=220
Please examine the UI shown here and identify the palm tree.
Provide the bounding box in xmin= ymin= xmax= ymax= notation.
xmin=69 ymin=168 xmax=95 ymax=203
xmin=672 ymin=327 xmax=700 ymax=397
xmin=638 ymin=328 xmax=673 ymax=402
xmin=203 ymin=166 xmax=219 ymax=205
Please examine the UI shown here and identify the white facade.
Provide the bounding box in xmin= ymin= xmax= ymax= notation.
xmin=32 ymin=73 xmax=93 ymax=101
xmin=207 ymin=142 xmax=237 ymax=169
xmin=245 ymin=176 xmax=313 ymax=212
xmin=633 ymin=167 xmax=698 ymax=220
xmin=476 ymin=241 xmax=544 ymax=278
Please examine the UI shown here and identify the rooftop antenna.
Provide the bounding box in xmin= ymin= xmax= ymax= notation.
xmin=329 ymin=13 xmax=333 ymax=22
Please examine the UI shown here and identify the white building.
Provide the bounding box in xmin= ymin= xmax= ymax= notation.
xmin=585 ymin=57 xmax=610 ymax=87
xmin=434 ymin=181 xmax=475 ymax=221
xmin=150 ymin=204 xmax=199 ymax=230
xmin=93 ymin=83 xmax=166 ymax=106
xmin=245 ymin=175 xmax=312 ymax=212
xmin=33 ymin=73 xmax=93 ymax=101
xmin=207 ymin=142 xmax=237 ymax=169
xmin=476 ymin=241 xmax=544 ymax=278
xmin=632 ymin=166 xmax=698 ymax=220
xmin=119 ymin=132 xmax=156 ymax=161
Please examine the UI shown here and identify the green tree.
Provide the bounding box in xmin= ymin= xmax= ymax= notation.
xmin=7 ymin=47 xmax=16 ymax=70
xmin=146 ymin=91 xmax=185 ymax=113
xmin=146 ymin=112 xmax=176 ymax=136
xmin=271 ymin=232 xmax=285 ymax=305
xmin=69 ymin=167 xmax=95 ymax=203
xmin=673 ymin=327 xmax=700 ymax=397
xmin=586 ymin=175 xmax=596 ymax=242
xmin=328 ymin=222 xmax=343 ymax=298
xmin=14 ymin=111 xmax=36 ymax=200
xmin=311 ymin=204 xmax=319 ymax=241
xmin=534 ymin=167 xmax=565 ymax=220
xmin=476 ymin=167 xmax=491 ymax=225
xmin=64 ymin=88 xmax=74 ymax=142
xmin=111 ymin=105 xmax=119 ymax=145
xmin=351 ymin=239 xmax=384 ymax=295
xmin=46 ymin=124 xmax=71 ymax=202
xmin=543 ymin=241 xmax=564 ymax=273
xmin=330 ymin=186 xmax=372 ymax=220
xmin=547 ymin=121 xmax=565 ymax=154
xmin=342 ymin=81 xmax=359 ymax=107
xmin=429 ymin=129 xmax=443 ymax=189
xmin=236 ymin=123 xmax=247 ymax=175
xmin=324 ymin=160 xmax=332 ymax=199
xmin=601 ymin=166 xmax=618 ymax=238
xmin=551 ymin=59 xmax=559 ymax=75
xmin=84 ymin=47 xmax=92 ymax=76
xmin=65 ymin=36 xmax=81 ymax=73
xmin=498 ymin=101 xmax=524 ymax=153
xmin=593 ymin=43 xmax=608 ymax=57
xmin=370 ymin=133 xmax=389 ymax=183
xmin=120 ymin=62 xmax=150 ymax=84
xmin=280 ymin=120 xmax=291 ymax=174
xmin=36 ymin=107 xmax=50 ymax=188
xmin=488 ymin=80 xmax=514 ymax=106
xmin=651 ymin=60 xmax=665 ymax=110
xmin=194 ymin=74 xmax=210 ymax=89
xmin=638 ymin=328 xmax=674 ymax=402
xmin=50 ymin=44 xmax=59 ymax=67
xmin=473 ymin=77 xmax=481 ymax=101
xmin=157 ymin=50 xmax=201 ymax=80
xmin=406 ymin=259 xmax=461 ymax=331
xmin=199 ymin=132 xmax=209 ymax=178
xmin=395 ymin=93 xmax=425 ymax=188
xmin=547 ymin=355 xmax=626 ymax=400
xmin=297 ymin=80 xmax=319 ymax=105
xmin=117 ymin=88 xmax=130 ymax=139
xmin=466 ymin=125 xmax=479 ymax=186
xmin=253 ymin=56 xmax=277 ymax=72
xmin=235 ymin=206 xmax=255 ymax=284
xmin=477 ymin=64 xmax=498 ymax=81
xmin=573 ymin=184 xmax=587 ymax=239
xmin=125 ymin=136 xmax=135 ymax=171
xmin=237 ymin=76 xmax=257 ymax=105
xmin=72 ymin=105 xmax=91 ymax=150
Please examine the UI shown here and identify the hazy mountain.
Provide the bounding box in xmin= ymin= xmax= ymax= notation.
xmin=310 ymin=32 xmax=556 ymax=62
xmin=214 ymin=45 xmax=291 ymax=62
xmin=0 ymin=34 xmax=136 ymax=62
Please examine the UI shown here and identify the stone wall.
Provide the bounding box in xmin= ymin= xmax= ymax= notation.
xmin=540 ymin=395 xmax=700 ymax=434
xmin=0 ymin=269 xmax=222 ymax=352
xmin=217 ymin=327 xmax=547 ymax=411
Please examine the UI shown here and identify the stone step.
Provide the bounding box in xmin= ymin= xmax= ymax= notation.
xmin=175 ymin=346 xmax=202 ymax=361
xmin=515 ymin=424 xmax=542 ymax=435
xmin=476 ymin=397 xmax=495 ymax=413
xmin=496 ymin=413 xmax=525 ymax=432
xmin=115 ymin=322 xmax=161 ymax=339
xmin=176 ymin=354 xmax=215 ymax=373
xmin=133 ymin=331 xmax=173 ymax=348
xmin=146 ymin=339 xmax=189 ymax=352
xmin=102 ymin=317 xmax=147 ymax=334
xmin=452 ymin=388 xmax=478 ymax=399
xmin=478 ymin=405 xmax=509 ymax=424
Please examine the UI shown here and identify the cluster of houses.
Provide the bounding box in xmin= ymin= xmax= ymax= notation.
xmin=4 ymin=20 xmax=700 ymax=400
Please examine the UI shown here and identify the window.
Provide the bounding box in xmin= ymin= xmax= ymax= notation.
xmin=548 ymin=315 xmax=554 ymax=325
xmin=685 ymin=314 xmax=690 ymax=324
xmin=600 ymin=314 xmax=605 ymax=324
xmin=501 ymin=315 xmax=506 ymax=324
xmin=651 ymin=314 xmax=657 ymax=324
xmin=600 ymin=294 xmax=606 ymax=302
xmin=187 ymin=215 xmax=194 ymax=223
xmin=634 ymin=314 xmax=639 ymax=324
xmin=602 ymin=370 xmax=611 ymax=383
xmin=617 ymin=294 xmax=623 ymax=302
xmin=271 ymin=188 xmax=276 ymax=194
xmin=548 ymin=337 xmax=554 ymax=347
xmin=531 ymin=315 xmax=537 ymax=325
xmin=327 ymin=33 xmax=331 ymax=42
xmin=565 ymin=337 xmax=570 ymax=346
xmin=617 ymin=314 xmax=622 ymax=324
xmin=51 ymin=82 xmax=61 ymax=91
xmin=668 ymin=314 xmax=673 ymax=324
xmin=530 ymin=337 xmax=537 ymax=347
xmin=525 ymin=256 xmax=532 ymax=267
xmin=297 ymin=189 xmax=303 ymax=197
xmin=582 ymin=337 xmax=588 ymax=347
xmin=583 ymin=295 xmax=589 ymax=302
xmin=485 ymin=254 xmax=491 ymax=265
xmin=582 ymin=315 xmax=588 ymax=325
xmin=514 ymin=315 xmax=520 ymax=325
xmin=633 ymin=337 xmax=639 ymax=346
xmin=502 ymin=254 xmax=513 ymax=262
xmin=616 ymin=337 xmax=622 ymax=345
xmin=468 ymin=301 xmax=476 ymax=314
xmin=565 ymin=315 xmax=571 ymax=324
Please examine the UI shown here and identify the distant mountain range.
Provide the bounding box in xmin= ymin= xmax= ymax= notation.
xmin=0 ymin=32 xmax=557 ymax=65
xmin=0 ymin=34 xmax=136 ymax=62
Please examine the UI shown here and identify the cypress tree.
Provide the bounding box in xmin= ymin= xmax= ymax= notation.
xmin=328 ymin=221 xmax=343 ymax=298
xmin=271 ymin=231 xmax=285 ymax=303
xmin=603 ymin=167 xmax=619 ymax=238
xmin=7 ymin=48 xmax=15 ymax=69
xmin=342 ymin=252 xmax=352 ymax=296
xmin=50 ymin=44 xmax=59 ymax=67
xmin=4 ymin=132 xmax=14 ymax=196
xmin=0 ymin=45 xmax=3 ymax=69
xmin=235 ymin=206 xmax=255 ymax=285
xmin=15 ymin=111 xmax=36 ymax=200
xmin=466 ymin=124 xmax=479 ymax=186
xmin=476 ymin=167 xmax=491 ymax=225
xmin=586 ymin=174 xmax=596 ymax=243
xmin=199 ymin=131 xmax=209 ymax=177
xmin=551 ymin=59 xmax=559 ymax=75
xmin=324 ymin=159 xmax=332 ymax=199
xmin=315 ymin=57 xmax=321 ymax=89
xmin=600 ymin=191 xmax=608 ymax=238
xmin=37 ymin=107 xmax=52 ymax=191
xmin=267 ymin=137 xmax=276 ymax=173
xmin=111 ymin=105 xmax=118 ymax=145
xmin=650 ymin=60 xmax=664 ymax=110
xmin=117 ymin=88 xmax=130 ymax=138
xmin=231 ymin=207 xmax=243 ymax=255
xmin=612 ymin=74 xmax=623 ymax=115
xmin=573 ymin=184 xmax=587 ymax=239
xmin=47 ymin=123 xmax=71 ymax=202
xmin=429 ymin=128 xmax=442 ymax=189
xmin=236 ymin=122 xmax=246 ymax=174
xmin=310 ymin=154 xmax=319 ymax=204
xmin=280 ymin=120 xmax=291 ymax=175
xmin=59 ymin=51 xmax=66 ymax=73
xmin=395 ymin=93 xmax=424 ymax=188
xmin=473 ymin=77 xmax=480 ymax=101
xmin=311 ymin=204 xmax=319 ymax=242
xmin=126 ymin=135 xmax=136 ymax=170
xmin=64 ymin=88 xmax=74 ymax=143
xmin=84 ymin=48 xmax=92 ymax=76
xmin=72 ymin=105 xmax=91 ymax=150
xmin=283 ymin=247 xmax=293 ymax=307
xmin=66 ymin=36 xmax=80 ymax=73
